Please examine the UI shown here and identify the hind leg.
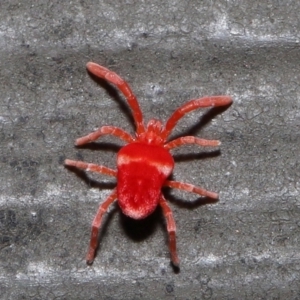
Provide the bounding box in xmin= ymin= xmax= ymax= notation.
xmin=160 ymin=195 xmax=179 ymax=267
xmin=86 ymin=189 xmax=118 ymax=264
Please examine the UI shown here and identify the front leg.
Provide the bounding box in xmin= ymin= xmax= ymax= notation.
xmin=86 ymin=62 xmax=145 ymax=135
xmin=162 ymin=96 xmax=232 ymax=140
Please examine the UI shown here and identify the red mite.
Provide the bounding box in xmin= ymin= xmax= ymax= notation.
xmin=65 ymin=62 xmax=232 ymax=267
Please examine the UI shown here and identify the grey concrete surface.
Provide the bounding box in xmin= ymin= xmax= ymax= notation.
xmin=1 ymin=1 xmax=300 ymax=299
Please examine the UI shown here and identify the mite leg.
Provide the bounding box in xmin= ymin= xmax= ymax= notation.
xmin=86 ymin=62 xmax=145 ymax=135
xmin=164 ymin=136 xmax=220 ymax=150
xmin=162 ymin=96 xmax=232 ymax=140
xmin=86 ymin=189 xmax=118 ymax=264
xmin=164 ymin=180 xmax=219 ymax=200
xmin=159 ymin=195 xmax=179 ymax=267
xmin=75 ymin=126 xmax=134 ymax=146
xmin=64 ymin=159 xmax=117 ymax=177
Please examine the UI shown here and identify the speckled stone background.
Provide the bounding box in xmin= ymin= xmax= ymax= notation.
xmin=1 ymin=1 xmax=300 ymax=299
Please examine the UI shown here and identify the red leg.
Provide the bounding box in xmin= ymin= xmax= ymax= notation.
xmin=86 ymin=62 xmax=145 ymax=135
xmin=164 ymin=136 xmax=220 ymax=150
xmin=164 ymin=180 xmax=219 ymax=199
xmin=162 ymin=96 xmax=232 ymax=140
xmin=159 ymin=195 xmax=179 ymax=267
xmin=75 ymin=126 xmax=135 ymax=146
xmin=86 ymin=189 xmax=118 ymax=264
xmin=64 ymin=159 xmax=117 ymax=177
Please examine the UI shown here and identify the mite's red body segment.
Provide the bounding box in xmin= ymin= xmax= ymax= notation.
xmin=65 ymin=62 xmax=232 ymax=267
xmin=117 ymin=143 xmax=174 ymax=219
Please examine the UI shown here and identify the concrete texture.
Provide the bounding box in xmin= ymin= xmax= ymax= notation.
xmin=1 ymin=0 xmax=300 ymax=299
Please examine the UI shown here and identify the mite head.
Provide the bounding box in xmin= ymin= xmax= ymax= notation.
xmin=138 ymin=119 xmax=164 ymax=145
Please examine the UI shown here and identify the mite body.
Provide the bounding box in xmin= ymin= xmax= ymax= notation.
xmin=117 ymin=142 xmax=174 ymax=219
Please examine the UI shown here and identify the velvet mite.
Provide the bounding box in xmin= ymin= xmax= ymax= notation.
xmin=65 ymin=62 xmax=232 ymax=267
